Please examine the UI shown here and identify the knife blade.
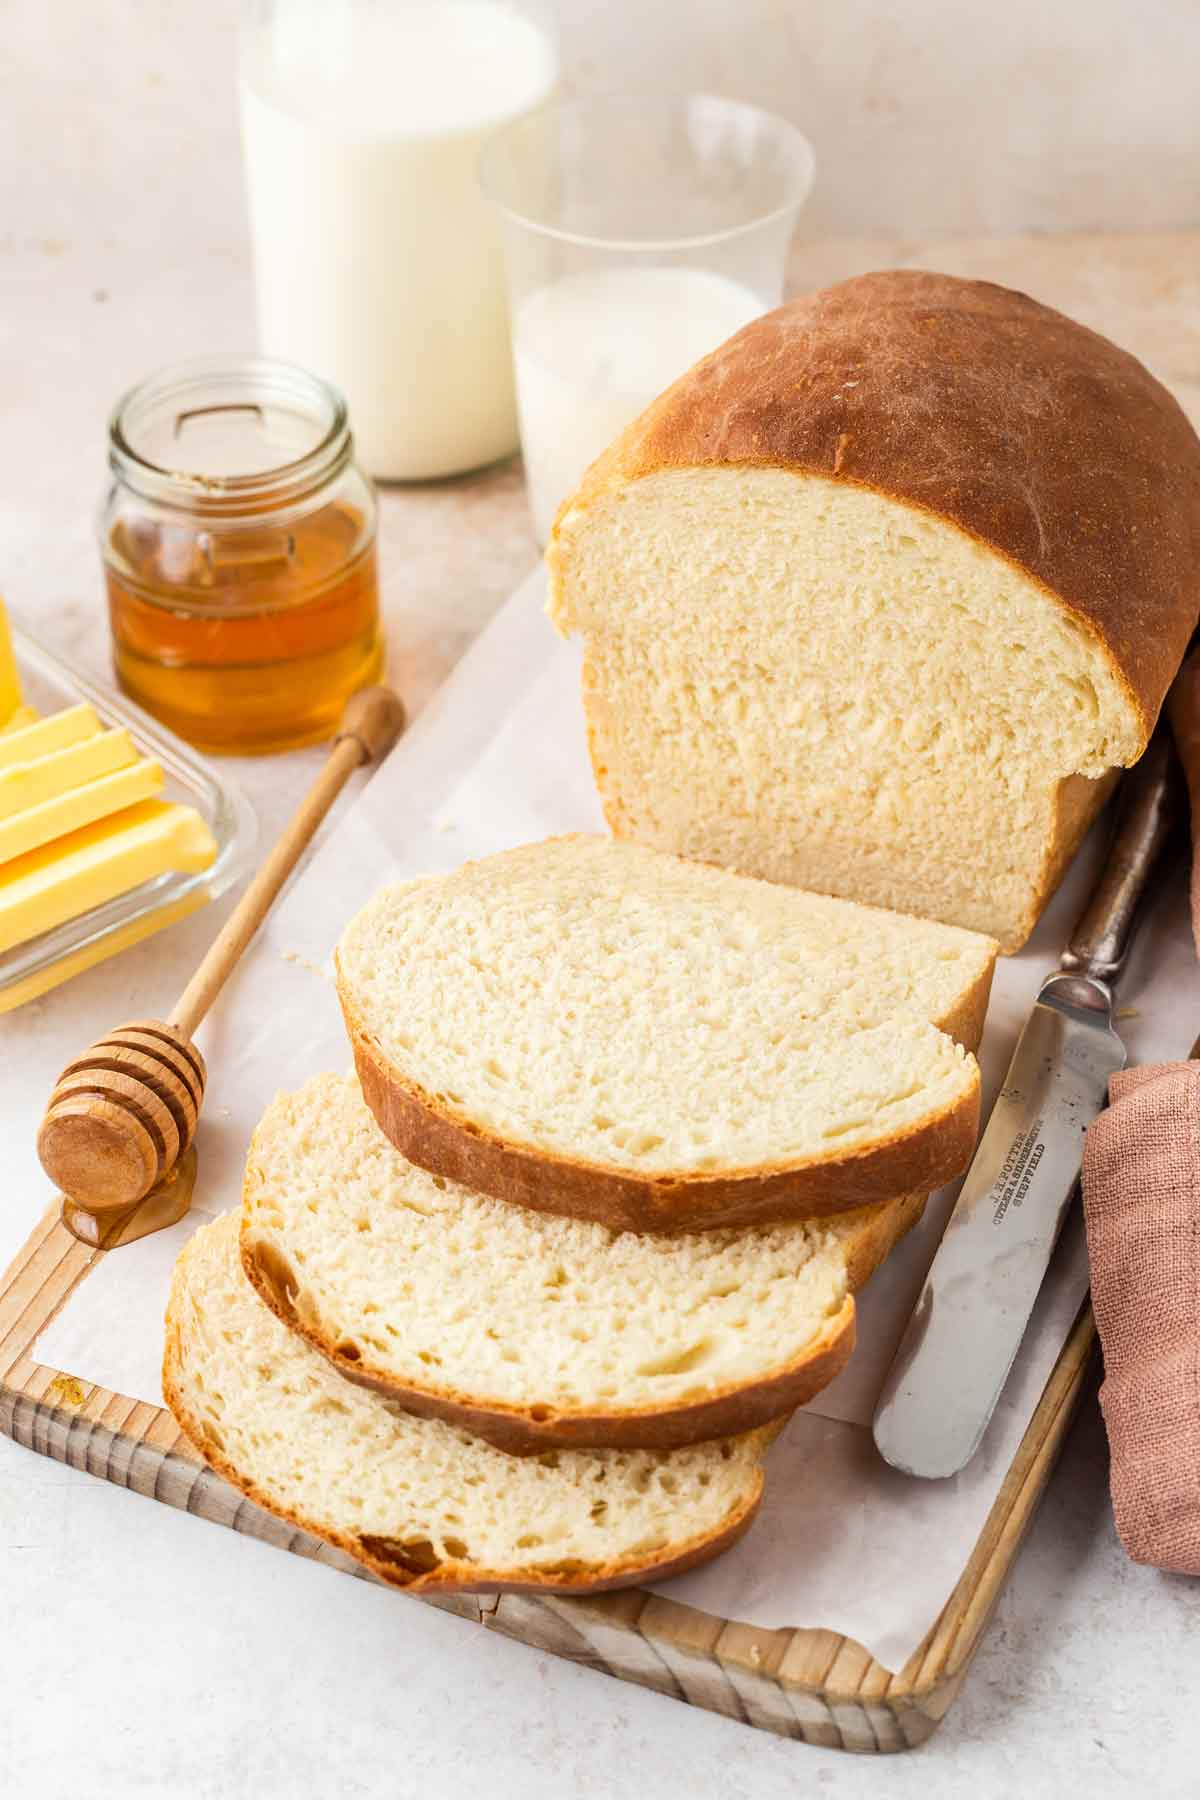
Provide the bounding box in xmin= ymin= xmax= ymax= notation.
xmin=873 ymin=728 xmax=1181 ymax=1479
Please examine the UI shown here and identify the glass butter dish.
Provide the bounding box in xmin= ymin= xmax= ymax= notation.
xmin=0 ymin=627 xmax=256 ymax=1013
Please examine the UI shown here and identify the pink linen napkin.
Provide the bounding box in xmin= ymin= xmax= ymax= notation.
xmin=1078 ymin=648 xmax=1200 ymax=1573
xmin=1082 ymin=1063 xmax=1200 ymax=1573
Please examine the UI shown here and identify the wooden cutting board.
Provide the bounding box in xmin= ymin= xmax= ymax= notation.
xmin=0 ymin=1198 xmax=1095 ymax=1754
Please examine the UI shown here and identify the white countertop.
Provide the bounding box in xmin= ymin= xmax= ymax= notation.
xmin=3 ymin=34 xmax=1200 ymax=1790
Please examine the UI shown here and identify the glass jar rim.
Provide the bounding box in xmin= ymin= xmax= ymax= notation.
xmin=478 ymin=90 xmax=816 ymax=255
xmin=107 ymin=354 xmax=354 ymax=516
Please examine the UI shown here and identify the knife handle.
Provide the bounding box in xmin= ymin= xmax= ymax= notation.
xmin=1060 ymin=728 xmax=1182 ymax=983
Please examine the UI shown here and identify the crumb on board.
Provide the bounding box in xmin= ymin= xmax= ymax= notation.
xmin=281 ymin=949 xmax=331 ymax=980
xmin=1114 ymin=1008 xmax=1141 ymax=1020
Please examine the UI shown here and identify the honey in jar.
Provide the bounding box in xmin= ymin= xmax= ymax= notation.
xmin=100 ymin=357 xmax=383 ymax=754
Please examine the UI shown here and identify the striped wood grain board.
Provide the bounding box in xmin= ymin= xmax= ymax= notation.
xmin=0 ymin=1199 xmax=1096 ymax=1753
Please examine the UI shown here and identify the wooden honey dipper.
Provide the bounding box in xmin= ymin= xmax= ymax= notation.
xmin=38 ymin=685 xmax=405 ymax=1246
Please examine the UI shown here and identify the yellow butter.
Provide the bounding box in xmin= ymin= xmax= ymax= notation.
xmin=0 ymin=704 xmax=100 ymax=768
xmin=0 ymin=798 xmax=217 ymax=954
xmin=0 ymin=727 xmax=140 ymax=820
xmin=0 ymin=758 xmax=165 ymax=863
xmin=0 ymin=602 xmax=22 ymax=729
xmin=0 ymin=704 xmax=38 ymax=736
xmin=0 ymin=891 xmax=208 ymax=1013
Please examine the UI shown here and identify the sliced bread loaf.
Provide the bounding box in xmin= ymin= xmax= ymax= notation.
xmin=546 ymin=271 xmax=1200 ymax=950
xmin=164 ymin=1213 xmax=771 ymax=1595
xmin=336 ymin=835 xmax=995 ymax=1231
xmin=241 ymin=1073 xmax=926 ymax=1453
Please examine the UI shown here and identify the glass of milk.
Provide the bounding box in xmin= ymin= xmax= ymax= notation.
xmin=480 ymin=95 xmax=815 ymax=543
xmin=239 ymin=0 xmax=558 ymax=482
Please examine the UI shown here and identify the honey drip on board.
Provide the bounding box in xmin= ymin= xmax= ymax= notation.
xmin=61 ymin=1145 xmax=198 ymax=1250
xmin=105 ymin=499 xmax=382 ymax=754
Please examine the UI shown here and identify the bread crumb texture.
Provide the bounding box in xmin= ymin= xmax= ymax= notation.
xmin=552 ymin=469 xmax=1135 ymax=950
xmin=337 ymin=836 xmax=992 ymax=1179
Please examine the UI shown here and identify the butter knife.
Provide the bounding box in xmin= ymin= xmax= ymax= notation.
xmin=873 ymin=729 xmax=1181 ymax=1478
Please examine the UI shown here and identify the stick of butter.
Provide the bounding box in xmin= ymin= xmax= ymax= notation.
xmin=0 ymin=891 xmax=207 ymax=1013
xmin=0 ymin=798 xmax=217 ymax=954
xmin=0 ymin=704 xmax=100 ymax=767
xmin=0 ymin=705 xmax=38 ymax=736
xmin=0 ymin=602 xmax=22 ymax=730
xmin=0 ymin=726 xmax=140 ymax=819
xmin=0 ymin=758 xmax=165 ymax=863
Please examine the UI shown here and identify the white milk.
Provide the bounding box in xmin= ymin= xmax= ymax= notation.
xmin=514 ymin=266 xmax=765 ymax=543
xmin=239 ymin=2 xmax=557 ymax=481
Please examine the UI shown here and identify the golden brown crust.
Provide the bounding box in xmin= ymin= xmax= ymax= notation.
xmin=341 ymin=980 xmax=981 ymax=1231
xmin=161 ymin=1317 xmax=767 ymax=1597
xmin=240 ymin=1183 xmax=926 ymax=1454
xmin=550 ymin=270 xmax=1200 ymax=746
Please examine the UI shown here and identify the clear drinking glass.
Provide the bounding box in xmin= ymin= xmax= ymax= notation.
xmin=481 ymin=94 xmax=815 ymax=543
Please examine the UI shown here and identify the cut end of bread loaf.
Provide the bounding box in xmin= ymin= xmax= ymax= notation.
xmin=551 ymin=470 xmax=1127 ymax=950
xmin=164 ymin=1213 xmax=770 ymax=1595
xmin=240 ymin=1075 xmax=928 ymax=1452
xmin=546 ymin=271 xmax=1200 ymax=949
xmin=336 ymin=836 xmax=992 ymax=1229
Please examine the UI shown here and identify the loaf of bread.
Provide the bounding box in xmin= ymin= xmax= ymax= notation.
xmin=241 ymin=1074 xmax=927 ymax=1453
xmin=164 ymin=1213 xmax=774 ymax=1595
xmin=337 ymin=835 xmax=995 ymax=1230
xmin=547 ymin=270 xmax=1200 ymax=950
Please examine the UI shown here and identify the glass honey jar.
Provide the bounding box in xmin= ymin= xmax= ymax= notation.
xmin=100 ymin=356 xmax=383 ymax=754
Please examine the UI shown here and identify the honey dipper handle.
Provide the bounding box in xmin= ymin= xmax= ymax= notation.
xmin=171 ymin=686 xmax=405 ymax=1039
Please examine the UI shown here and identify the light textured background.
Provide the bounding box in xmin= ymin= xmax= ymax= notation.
xmin=2 ymin=3 xmax=1200 ymax=1796
xmin=565 ymin=0 xmax=1200 ymax=237
xmin=4 ymin=0 xmax=1199 ymax=255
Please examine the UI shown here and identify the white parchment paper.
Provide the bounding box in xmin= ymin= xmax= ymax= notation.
xmin=35 ymin=568 xmax=1200 ymax=1672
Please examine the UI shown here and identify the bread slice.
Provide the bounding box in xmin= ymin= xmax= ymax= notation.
xmin=336 ymin=835 xmax=995 ymax=1231
xmin=546 ymin=271 xmax=1200 ymax=950
xmin=164 ymin=1213 xmax=772 ymax=1595
xmin=240 ymin=1073 xmax=926 ymax=1453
